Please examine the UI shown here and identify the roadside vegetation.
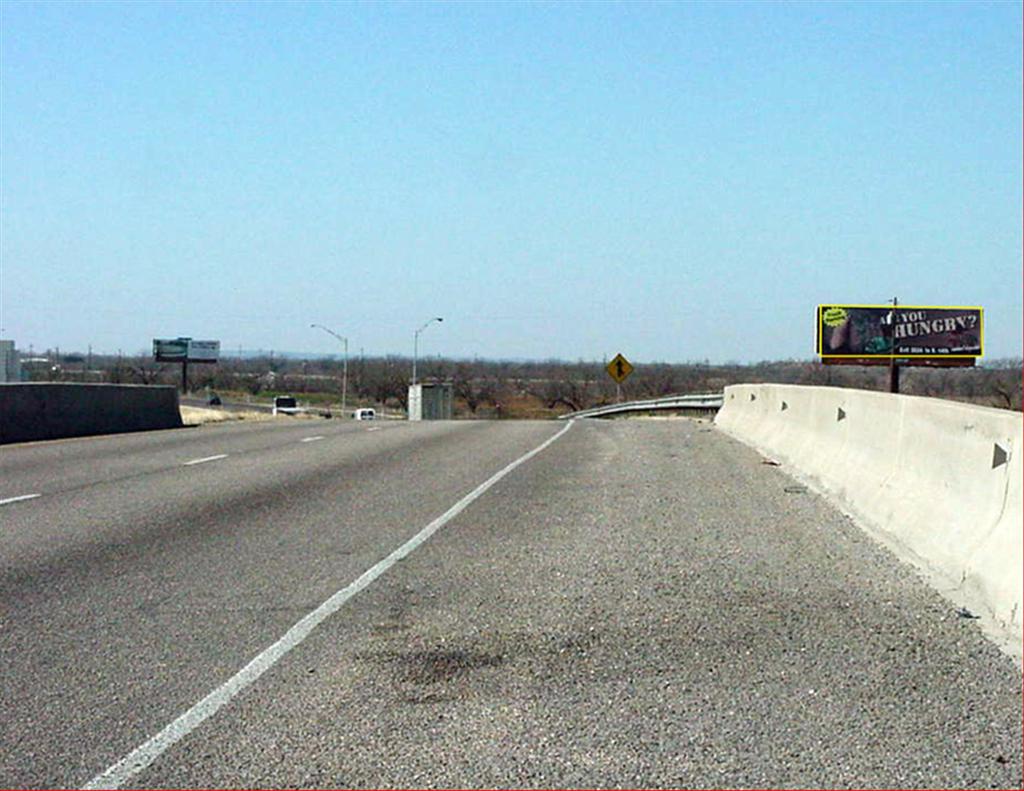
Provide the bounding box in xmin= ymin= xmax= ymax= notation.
xmin=178 ymin=405 xmax=274 ymax=426
xmin=21 ymin=351 xmax=1022 ymax=420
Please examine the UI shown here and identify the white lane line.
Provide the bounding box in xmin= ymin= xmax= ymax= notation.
xmin=301 ymin=436 xmax=325 ymax=443
xmin=0 ymin=493 xmax=41 ymax=506
xmin=182 ymin=454 xmax=228 ymax=466
xmin=83 ymin=420 xmax=574 ymax=790
xmin=367 ymin=426 xmax=381 ymax=432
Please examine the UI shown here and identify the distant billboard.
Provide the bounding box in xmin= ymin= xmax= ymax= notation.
xmin=186 ymin=340 xmax=220 ymax=362
xmin=817 ymin=305 xmax=983 ymax=362
xmin=153 ymin=338 xmax=220 ymax=363
xmin=153 ymin=338 xmax=188 ymax=362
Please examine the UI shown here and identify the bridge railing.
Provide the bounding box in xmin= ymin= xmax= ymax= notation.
xmin=557 ymin=393 xmax=724 ymax=420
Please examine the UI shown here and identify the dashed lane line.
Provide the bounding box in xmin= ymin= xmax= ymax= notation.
xmin=300 ymin=436 xmax=325 ymax=443
xmin=182 ymin=454 xmax=229 ymax=466
xmin=0 ymin=493 xmax=42 ymax=506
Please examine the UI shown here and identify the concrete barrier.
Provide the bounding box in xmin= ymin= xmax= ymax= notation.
xmin=716 ymin=384 xmax=1023 ymax=656
xmin=0 ymin=383 xmax=183 ymax=444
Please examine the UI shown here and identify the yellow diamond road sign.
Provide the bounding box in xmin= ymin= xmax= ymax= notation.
xmin=606 ymin=353 xmax=634 ymax=384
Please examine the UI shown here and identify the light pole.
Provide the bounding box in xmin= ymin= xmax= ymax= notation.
xmin=310 ymin=324 xmax=348 ymax=417
xmin=412 ymin=317 xmax=443 ymax=386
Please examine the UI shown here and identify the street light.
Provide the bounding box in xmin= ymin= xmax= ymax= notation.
xmin=310 ymin=324 xmax=348 ymax=418
xmin=412 ymin=317 xmax=443 ymax=386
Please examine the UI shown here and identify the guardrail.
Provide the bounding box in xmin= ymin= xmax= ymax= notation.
xmin=557 ymin=393 xmax=724 ymax=420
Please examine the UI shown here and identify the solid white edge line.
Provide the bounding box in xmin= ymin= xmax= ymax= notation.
xmin=182 ymin=454 xmax=228 ymax=466
xmin=0 ymin=493 xmax=42 ymax=506
xmin=82 ymin=419 xmax=575 ymax=790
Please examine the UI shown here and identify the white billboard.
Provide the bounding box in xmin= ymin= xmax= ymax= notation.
xmin=186 ymin=340 xmax=220 ymax=362
xmin=153 ymin=338 xmax=220 ymax=363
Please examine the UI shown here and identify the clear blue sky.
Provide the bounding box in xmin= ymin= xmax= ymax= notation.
xmin=2 ymin=1 xmax=1021 ymax=362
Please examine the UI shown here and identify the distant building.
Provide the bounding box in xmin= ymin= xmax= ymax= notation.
xmin=0 ymin=340 xmax=21 ymax=383
xmin=408 ymin=382 xmax=453 ymax=421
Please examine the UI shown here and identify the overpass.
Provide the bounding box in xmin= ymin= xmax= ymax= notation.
xmin=0 ymin=386 xmax=1019 ymax=788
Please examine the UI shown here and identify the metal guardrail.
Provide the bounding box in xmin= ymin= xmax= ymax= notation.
xmin=557 ymin=393 xmax=724 ymax=420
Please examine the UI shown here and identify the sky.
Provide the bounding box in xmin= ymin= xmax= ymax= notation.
xmin=1 ymin=1 xmax=1021 ymax=363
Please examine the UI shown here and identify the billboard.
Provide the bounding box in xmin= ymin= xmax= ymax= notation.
xmin=186 ymin=340 xmax=220 ymax=362
xmin=153 ymin=338 xmax=220 ymax=363
xmin=817 ymin=305 xmax=983 ymax=361
xmin=153 ymin=338 xmax=188 ymax=361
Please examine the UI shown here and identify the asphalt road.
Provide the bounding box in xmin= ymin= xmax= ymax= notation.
xmin=1 ymin=418 xmax=1020 ymax=789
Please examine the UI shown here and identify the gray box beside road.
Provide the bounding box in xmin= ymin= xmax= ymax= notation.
xmin=408 ymin=383 xmax=453 ymax=421
xmin=0 ymin=383 xmax=183 ymax=444
xmin=0 ymin=341 xmax=21 ymax=383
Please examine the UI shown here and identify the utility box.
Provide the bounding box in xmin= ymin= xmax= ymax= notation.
xmin=408 ymin=382 xmax=453 ymax=421
xmin=0 ymin=341 xmax=21 ymax=383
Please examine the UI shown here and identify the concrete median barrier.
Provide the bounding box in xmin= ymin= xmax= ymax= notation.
xmin=716 ymin=384 xmax=1023 ymax=656
xmin=0 ymin=383 xmax=183 ymax=444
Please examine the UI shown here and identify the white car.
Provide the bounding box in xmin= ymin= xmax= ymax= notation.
xmin=272 ymin=395 xmax=301 ymax=416
xmin=353 ymin=408 xmax=376 ymax=421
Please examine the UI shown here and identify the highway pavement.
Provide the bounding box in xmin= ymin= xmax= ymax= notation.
xmin=1 ymin=418 xmax=1020 ymax=789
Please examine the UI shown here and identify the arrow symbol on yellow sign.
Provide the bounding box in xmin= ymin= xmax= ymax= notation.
xmin=606 ymin=353 xmax=634 ymax=384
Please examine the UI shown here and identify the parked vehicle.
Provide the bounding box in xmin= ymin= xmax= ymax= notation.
xmin=353 ymin=408 xmax=376 ymax=421
xmin=272 ymin=395 xmax=300 ymax=416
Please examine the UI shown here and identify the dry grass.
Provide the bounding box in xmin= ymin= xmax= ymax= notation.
xmin=179 ymin=406 xmax=276 ymax=426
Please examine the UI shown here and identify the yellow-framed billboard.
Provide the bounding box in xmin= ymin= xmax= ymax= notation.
xmin=817 ymin=304 xmax=983 ymax=361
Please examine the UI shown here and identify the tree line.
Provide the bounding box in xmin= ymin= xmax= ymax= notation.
xmin=23 ymin=350 xmax=1024 ymax=417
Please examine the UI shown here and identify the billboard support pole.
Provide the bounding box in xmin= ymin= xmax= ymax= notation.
xmin=182 ymin=360 xmax=188 ymax=394
xmin=888 ymin=297 xmax=899 ymax=394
